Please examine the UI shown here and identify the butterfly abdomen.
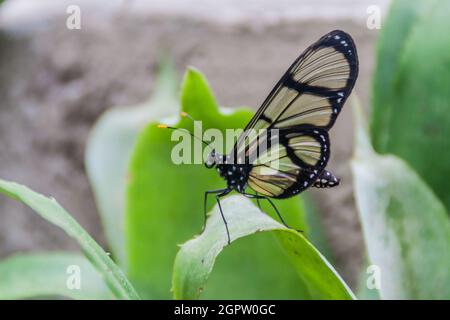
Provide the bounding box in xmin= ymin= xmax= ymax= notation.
xmin=312 ymin=169 xmax=340 ymax=188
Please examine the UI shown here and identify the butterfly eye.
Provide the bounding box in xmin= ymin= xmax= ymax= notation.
xmin=205 ymin=150 xmax=216 ymax=168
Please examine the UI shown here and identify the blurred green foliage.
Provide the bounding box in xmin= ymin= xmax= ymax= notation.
xmin=353 ymin=101 xmax=450 ymax=299
xmin=371 ymin=0 xmax=450 ymax=212
xmin=0 ymin=179 xmax=139 ymax=299
xmin=355 ymin=0 xmax=450 ymax=299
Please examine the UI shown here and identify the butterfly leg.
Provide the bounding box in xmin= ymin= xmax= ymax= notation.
xmin=255 ymin=192 xmax=262 ymax=210
xmin=204 ymin=188 xmax=228 ymax=230
xmin=244 ymin=191 xmax=261 ymax=210
xmin=216 ymin=190 xmax=232 ymax=245
xmin=244 ymin=193 xmax=303 ymax=233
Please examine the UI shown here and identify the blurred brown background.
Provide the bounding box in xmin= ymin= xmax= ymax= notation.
xmin=0 ymin=0 xmax=388 ymax=289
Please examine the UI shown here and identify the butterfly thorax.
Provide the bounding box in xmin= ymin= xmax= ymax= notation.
xmin=216 ymin=155 xmax=252 ymax=193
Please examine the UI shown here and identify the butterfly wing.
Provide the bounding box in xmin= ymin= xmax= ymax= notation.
xmin=247 ymin=128 xmax=329 ymax=198
xmin=242 ymin=29 xmax=358 ymax=133
xmin=235 ymin=30 xmax=358 ymax=198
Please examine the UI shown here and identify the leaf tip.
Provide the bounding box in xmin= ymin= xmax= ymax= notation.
xmin=186 ymin=65 xmax=201 ymax=75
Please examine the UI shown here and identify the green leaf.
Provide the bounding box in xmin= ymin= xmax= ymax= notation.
xmin=85 ymin=61 xmax=178 ymax=267
xmin=0 ymin=179 xmax=140 ymax=300
xmin=302 ymin=194 xmax=334 ymax=262
xmin=126 ymin=68 xmax=310 ymax=299
xmin=371 ymin=0 xmax=450 ymax=212
xmin=0 ymin=253 xmax=113 ymax=300
xmin=352 ymin=100 xmax=450 ymax=299
xmin=172 ymin=195 xmax=354 ymax=300
xmin=371 ymin=0 xmax=437 ymax=127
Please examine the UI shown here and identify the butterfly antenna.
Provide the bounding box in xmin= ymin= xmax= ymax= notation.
xmin=180 ymin=112 xmax=203 ymax=132
xmin=181 ymin=112 xmax=214 ymax=153
xmin=157 ymin=124 xmax=212 ymax=150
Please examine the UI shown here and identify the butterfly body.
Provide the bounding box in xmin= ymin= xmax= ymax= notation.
xmin=165 ymin=30 xmax=359 ymax=244
xmin=215 ymin=158 xmax=251 ymax=194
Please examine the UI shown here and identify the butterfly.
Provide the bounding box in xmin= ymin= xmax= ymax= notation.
xmin=161 ymin=30 xmax=358 ymax=244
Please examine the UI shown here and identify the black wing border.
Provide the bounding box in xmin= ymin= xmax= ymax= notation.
xmin=243 ymin=29 xmax=359 ymax=132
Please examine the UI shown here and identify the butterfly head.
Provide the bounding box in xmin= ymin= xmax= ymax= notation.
xmin=205 ymin=149 xmax=217 ymax=168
